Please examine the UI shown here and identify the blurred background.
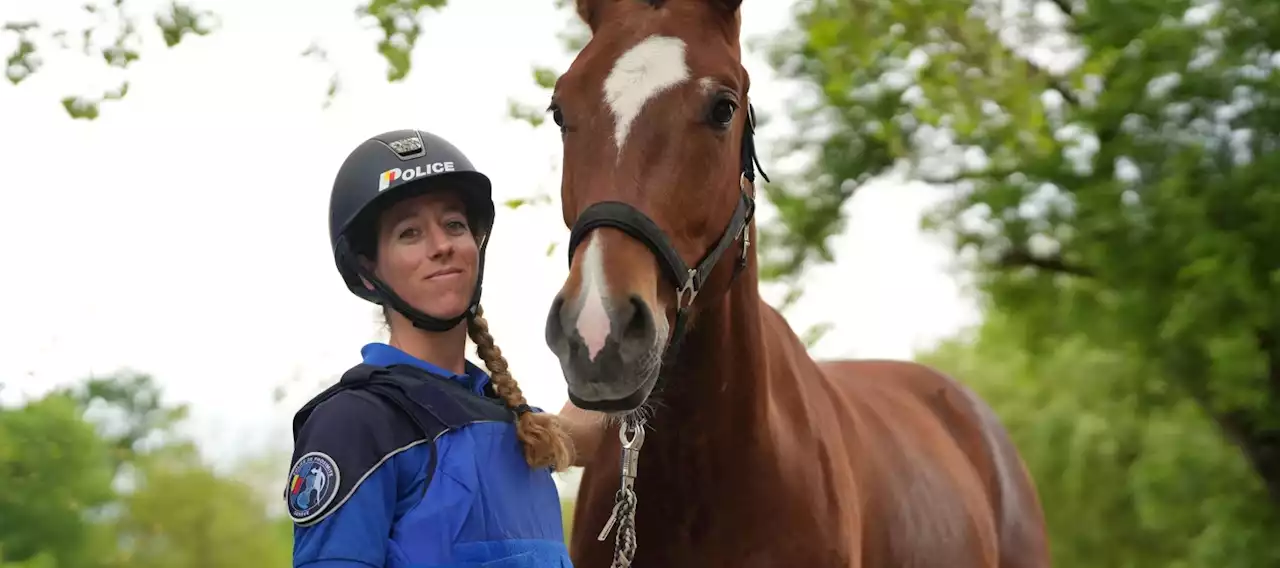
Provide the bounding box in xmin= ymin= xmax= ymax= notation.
xmin=2 ymin=0 xmax=1279 ymax=566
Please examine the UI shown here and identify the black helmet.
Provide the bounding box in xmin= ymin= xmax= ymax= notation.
xmin=328 ymin=128 xmax=496 ymax=331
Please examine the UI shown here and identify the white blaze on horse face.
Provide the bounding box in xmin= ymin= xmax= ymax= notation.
xmin=576 ymin=236 xmax=612 ymax=360
xmin=602 ymin=35 xmax=690 ymax=155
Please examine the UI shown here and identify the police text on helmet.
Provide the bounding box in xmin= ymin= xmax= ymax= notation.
xmin=378 ymin=162 xmax=457 ymax=191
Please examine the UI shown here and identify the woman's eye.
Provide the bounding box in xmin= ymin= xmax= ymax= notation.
xmin=398 ymin=227 xmax=420 ymax=240
xmin=446 ymin=220 xmax=469 ymax=233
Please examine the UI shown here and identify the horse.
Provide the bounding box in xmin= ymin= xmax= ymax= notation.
xmin=540 ymin=0 xmax=1052 ymax=566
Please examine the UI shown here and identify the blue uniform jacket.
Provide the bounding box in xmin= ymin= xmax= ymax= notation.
xmin=287 ymin=343 xmax=572 ymax=567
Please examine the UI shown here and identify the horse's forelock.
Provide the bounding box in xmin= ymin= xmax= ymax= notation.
xmin=576 ymin=0 xmax=740 ymax=31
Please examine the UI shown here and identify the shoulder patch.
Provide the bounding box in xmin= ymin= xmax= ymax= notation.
xmin=286 ymin=451 xmax=342 ymax=524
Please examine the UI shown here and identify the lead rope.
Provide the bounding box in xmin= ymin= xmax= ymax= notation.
xmin=596 ymin=416 xmax=646 ymax=568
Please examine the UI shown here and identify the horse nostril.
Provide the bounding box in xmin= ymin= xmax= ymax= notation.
xmin=618 ymin=295 xmax=655 ymax=351
xmin=545 ymin=294 xmax=568 ymax=349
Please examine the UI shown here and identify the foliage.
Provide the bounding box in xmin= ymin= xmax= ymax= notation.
xmin=0 ymin=373 xmax=291 ymax=567
xmin=0 ymin=395 xmax=115 ymax=566
xmin=51 ymin=373 xmax=188 ymax=475
xmin=2 ymin=2 xmax=215 ymax=119
xmin=767 ymin=0 xmax=1280 ymax=498
xmin=920 ymin=312 xmax=1280 ymax=567
xmin=1 ymin=0 xmax=451 ymax=118
xmin=102 ymin=445 xmax=291 ymax=568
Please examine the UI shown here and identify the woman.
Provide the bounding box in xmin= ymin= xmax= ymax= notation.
xmin=287 ymin=128 xmax=602 ymax=567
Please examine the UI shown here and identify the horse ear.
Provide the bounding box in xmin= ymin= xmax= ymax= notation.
xmin=575 ymin=0 xmax=605 ymax=30
xmin=710 ymin=0 xmax=743 ymax=13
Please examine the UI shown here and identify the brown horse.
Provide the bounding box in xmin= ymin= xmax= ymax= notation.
xmin=541 ymin=0 xmax=1051 ymax=566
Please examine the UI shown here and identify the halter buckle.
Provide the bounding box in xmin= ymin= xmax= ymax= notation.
xmin=675 ymin=269 xmax=699 ymax=311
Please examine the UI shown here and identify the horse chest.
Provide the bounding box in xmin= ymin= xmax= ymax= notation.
xmin=574 ymin=459 xmax=852 ymax=567
xmin=624 ymin=523 xmax=851 ymax=568
xmin=627 ymin=479 xmax=854 ymax=567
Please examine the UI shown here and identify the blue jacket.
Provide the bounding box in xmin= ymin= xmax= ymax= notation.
xmin=287 ymin=343 xmax=572 ymax=567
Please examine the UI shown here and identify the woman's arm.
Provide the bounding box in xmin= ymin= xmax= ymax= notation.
xmin=290 ymin=392 xmax=399 ymax=567
xmin=557 ymin=401 xmax=608 ymax=467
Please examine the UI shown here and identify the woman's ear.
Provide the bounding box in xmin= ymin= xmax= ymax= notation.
xmin=358 ymin=255 xmax=377 ymax=291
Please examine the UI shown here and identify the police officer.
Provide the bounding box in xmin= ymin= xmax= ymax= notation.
xmin=287 ymin=128 xmax=595 ymax=567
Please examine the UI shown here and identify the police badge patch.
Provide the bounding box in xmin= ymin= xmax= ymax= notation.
xmin=285 ymin=451 xmax=341 ymax=524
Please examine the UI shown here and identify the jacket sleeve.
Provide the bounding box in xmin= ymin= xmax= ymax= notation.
xmin=287 ymin=391 xmax=406 ymax=568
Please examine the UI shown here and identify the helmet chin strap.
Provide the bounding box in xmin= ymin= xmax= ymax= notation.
xmin=336 ymin=238 xmax=486 ymax=332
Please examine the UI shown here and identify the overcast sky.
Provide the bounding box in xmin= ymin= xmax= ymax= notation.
xmin=0 ymin=0 xmax=979 ymax=494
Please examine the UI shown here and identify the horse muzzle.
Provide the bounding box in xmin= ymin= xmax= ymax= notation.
xmin=545 ymin=291 xmax=665 ymax=413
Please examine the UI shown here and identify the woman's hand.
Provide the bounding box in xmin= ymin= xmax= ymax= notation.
xmin=557 ymin=401 xmax=607 ymax=467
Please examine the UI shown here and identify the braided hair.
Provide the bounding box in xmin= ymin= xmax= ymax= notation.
xmin=467 ymin=305 xmax=575 ymax=471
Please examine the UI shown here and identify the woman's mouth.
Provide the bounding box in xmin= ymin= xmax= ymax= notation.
xmin=426 ymin=267 xmax=463 ymax=281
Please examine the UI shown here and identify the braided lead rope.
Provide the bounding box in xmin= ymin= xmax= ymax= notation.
xmin=597 ymin=417 xmax=646 ymax=568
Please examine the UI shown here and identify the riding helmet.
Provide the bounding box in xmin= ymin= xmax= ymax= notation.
xmin=328 ymin=128 xmax=496 ymax=331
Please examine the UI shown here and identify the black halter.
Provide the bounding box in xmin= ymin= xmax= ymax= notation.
xmin=565 ymin=103 xmax=769 ymax=357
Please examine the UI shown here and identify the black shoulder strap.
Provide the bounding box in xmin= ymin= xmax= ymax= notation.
xmin=379 ymin=363 xmax=516 ymax=428
xmin=291 ymin=363 xmax=387 ymax=443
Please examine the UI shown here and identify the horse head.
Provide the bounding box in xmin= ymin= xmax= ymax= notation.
xmin=544 ymin=0 xmax=763 ymax=414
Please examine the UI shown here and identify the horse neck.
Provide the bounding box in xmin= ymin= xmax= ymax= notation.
xmin=650 ymin=255 xmax=771 ymax=446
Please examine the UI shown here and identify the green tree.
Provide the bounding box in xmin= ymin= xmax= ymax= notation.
xmin=102 ymin=444 xmax=291 ymax=568
xmin=764 ymin=0 xmax=1280 ymax=501
xmin=920 ymin=312 xmax=1280 ymax=567
xmin=52 ymin=373 xmax=188 ymax=476
xmin=0 ymin=373 xmax=292 ymax=566
xmin=0 ymin=393 xmax=116 ymax=567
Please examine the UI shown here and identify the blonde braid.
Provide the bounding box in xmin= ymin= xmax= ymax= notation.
xmin=467 ymin=305 xmax=575 ymax=472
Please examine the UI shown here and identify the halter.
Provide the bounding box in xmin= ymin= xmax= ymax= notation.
xmin=566 ymin=103 xmax=769 ymax=357
xmin=564 ymin=103 xmax=768 ymax=568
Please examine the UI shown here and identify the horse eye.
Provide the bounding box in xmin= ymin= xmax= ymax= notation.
xmin=548 ymin=104 xmax=565 ymax=128
xmin=708 ymin=98 xmax=736 ymax=128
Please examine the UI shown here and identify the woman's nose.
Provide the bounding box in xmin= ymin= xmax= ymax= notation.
xmin=426 ymin=226 xmax=454 ymax=258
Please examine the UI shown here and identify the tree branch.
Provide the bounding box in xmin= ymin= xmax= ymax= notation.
xmin=1215 ymin=409 xmax=1280 ymax=507
xmin=1260 ymin=329 xmax=1280 ymax=402
xmin=920 ymin=167 xmax=1018 ymax=186
xmin=996 ymin=248 xmax=1094 ymax=277
xmin=1021 ymin=1 xmax=1078 ymax=106
xmin=1203 ymin=329 xmax=1280 ymax=506
xmin=1043 ymin=74 xmax=1079 ymax=106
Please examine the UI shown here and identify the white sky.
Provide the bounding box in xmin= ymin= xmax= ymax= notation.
xmin=0 ymin=0 xmax=979 ymax=493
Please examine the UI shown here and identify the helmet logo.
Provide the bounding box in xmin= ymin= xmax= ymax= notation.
xmin=388 ymin=136 xmax=424 ymax=156
xmin=377 ymin=162 xmax=457 ymax=191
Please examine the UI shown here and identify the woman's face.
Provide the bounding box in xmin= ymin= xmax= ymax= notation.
xmin=369 ymin=190 xmax=480 ymax=320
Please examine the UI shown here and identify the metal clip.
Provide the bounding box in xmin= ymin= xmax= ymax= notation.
xmin=619 ymin=417 xmax=645 ymax=483
xmin=675 ymin=270 xmax=699 ymax=311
